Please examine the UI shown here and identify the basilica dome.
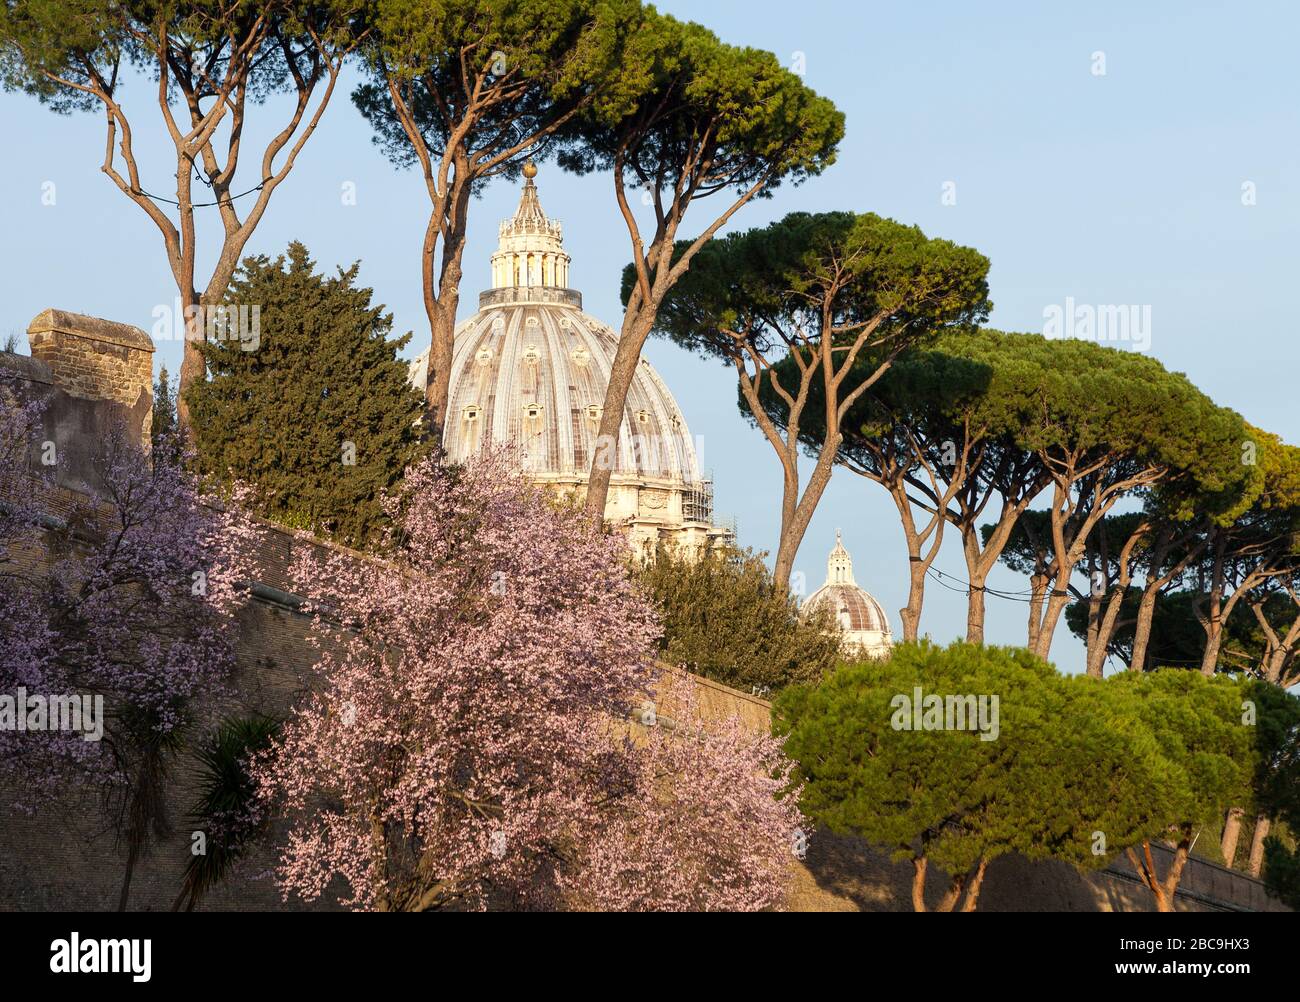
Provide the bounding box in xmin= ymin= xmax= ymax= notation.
xmin=804 ymin=532 xmax=894 ymax=658
xmin=410 ymin=167 xmax=730 ymax=553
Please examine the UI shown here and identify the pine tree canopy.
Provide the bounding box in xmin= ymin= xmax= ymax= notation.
xmin=187 ymin=241 xmax=429 ymax=548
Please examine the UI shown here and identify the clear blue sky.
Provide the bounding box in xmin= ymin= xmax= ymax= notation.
xmin=2 ymin=0 xmax=1296 ymax=671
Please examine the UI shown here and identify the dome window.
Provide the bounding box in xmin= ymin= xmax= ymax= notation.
xmin=522 ymin=344 xmax=540 ymax=364
xmin=525 ymin=316 xmax=540 ymax=328
xmin=475 ymin=346 xmax=493 ymax=365
xmin=635 ymin=409 xmax=651 ymax=425
xmin=492 ymin=316 xmax=505 ymax=334
xmin=559 ymin=317 xmax=572 ymax=331
xmin=524 ymin=403 xmax=544 ymax=421
xmin=572 ymin=346 xmax=590 ymax=365
xmin=585 ymin=404 xmax=602 ymax=422
xmin=464 ymin=405 xmax=482 ymax=423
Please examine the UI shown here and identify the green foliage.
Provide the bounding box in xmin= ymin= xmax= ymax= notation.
xmin=152 ymin=366 xmax=177 ymax=441
xmin=823 ymin=328 xmax=1259 ymax=529
xmin=1247 ymin=680 xmax=1300 ymax=821
xmin=637 ymin=212 xmax=990 ymax=372
xmin=174 ymin=714 xmax=280 ymax=912
xmin=776 ymin=645 xmax=1261 ymax=903
xmin=761 ymin=328 xmax=1046 ymax=507
xmin=1064 ymin=588 xmax=1201 ymax=670
xmin=1061 ymin=584 xmax=1299 ymax=673
xmin=559 ymin=7 xmax=843 ymax=196
xmin=1005 ymin=337 xmax=1255 ymax=513
xmin=353 ymin=0 xmax=636 ymax=173
xmin=635 ymin=543 xmax=841 ymax=694
xmin=964 ymin=332 xmax=1255 ymax=521
xmin=1255 ymin=680 xmax=1300 ymax=906
xmin=186 ymin=242 xmax=429 ymax=548
xmin=828 ymin=327 xmax=1036 ymax=453
xmin=776 ymin=642 xmax=1146 ymax=879
xmin=1263 ymin=837 xmax=1300 ymax=909
xmin=0 ymin=2 xmax=361 ymax=112
xmin=1103 ymin=670 xmax=1255 ymax=831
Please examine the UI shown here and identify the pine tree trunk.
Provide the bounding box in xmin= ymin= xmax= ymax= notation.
xmin=1221 ymin=807 xmax=1245 ymax=868
xmin=421 ymin=218 xmax=468 ymax=441
xmin=900 ymin=557 xmax=926 ymax=642
xmin=176 ymin=292 xmax=205 ymax=438
xmin=1026 ymin=574 xmax=1046 ymax=653
xmin=1129 ymin=838 xmax=1189 ymax=913
xmin=1130 ymin=584 xmax=1160 ymax=671
xmin=961 ymin=529 xmax=989 ymax=644
xmin=960 ymin=857 xmax=990 ymax=912
xmin=771 ymin=458 xmax=803 ymax=593
xmin=935 ymin=876 xmax=965 ymax=912
xmin=1248 ymin=815 xmax=1271 ymax=877
xmin=1033 ymin=585 xmax=1071 ymax=660
xmin=1085 ymin=639 xmax=1107 ymax=678
xmin=771 ymin=444 xmax=839 ymax=592
xmin=965 ymin=574 xmax=986 ymax=644
xmin=586 ymin=312 xmax=656 ymax=520
xmin=911 ymin=856 xmax=929 ymax=912
xmin=1200 ymin=625 xmax=1223 ymax=677
xmin=1158 ymin=836 xmax=1193 ymax=911
xmin=1084 ymin=555 xmax=1104 ymax=676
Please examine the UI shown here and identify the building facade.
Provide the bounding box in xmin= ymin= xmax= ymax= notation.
xmin=409 ymin=164 xmax=730 ymax=554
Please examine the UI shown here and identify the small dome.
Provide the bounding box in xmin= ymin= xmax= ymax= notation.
xmin=806 ymin=583 xmax=892 ymax=634
xmin=803 ymin=532 xmax=893 ymax=658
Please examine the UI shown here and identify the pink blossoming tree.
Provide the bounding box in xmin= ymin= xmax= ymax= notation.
xmin=252 ymin=449 xmax=803 ymax=911
xmin=0 ymin=374 xmax=52 ymax=761
xmin=0 ymin=393 xmax=261 ymax=909
xmin=573 ymin=672 xmax=805 ymax=912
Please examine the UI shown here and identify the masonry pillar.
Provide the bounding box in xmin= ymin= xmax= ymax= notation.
xmin=27 ymin=308 xmax=155 ymax=449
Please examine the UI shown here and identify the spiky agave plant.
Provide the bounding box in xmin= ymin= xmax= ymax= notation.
xmin=172 ymin=715 xmax=280 ymax=912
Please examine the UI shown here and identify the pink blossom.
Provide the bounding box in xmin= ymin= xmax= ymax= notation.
xmin=253 ymin=447 xmax=801 ymax=911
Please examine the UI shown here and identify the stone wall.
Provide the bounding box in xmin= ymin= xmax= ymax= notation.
xmin=1 ymin=309 xmax=154 ymax=495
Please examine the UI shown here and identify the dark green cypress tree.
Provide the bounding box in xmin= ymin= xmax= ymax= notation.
xmin=187 ymin=242 xmax=429 ymax=548
xmin=152 ymin=366 xmax=177 ymax=441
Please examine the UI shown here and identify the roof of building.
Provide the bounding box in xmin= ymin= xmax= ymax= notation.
xmin=409 ymin=167 xmax=703 ymax=484
xmin=804 ymin=531 xmax=893 ymax=636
